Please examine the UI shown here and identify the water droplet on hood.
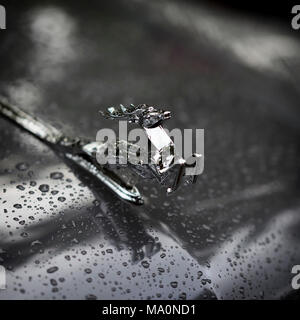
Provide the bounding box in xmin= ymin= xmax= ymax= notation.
xmin=39 ymin=184 xmax=49 ymax=192
xmin=16 ymin=162 xmax=29 ymax=171
xmin=50 ymin=172 xmax=64 ymax=180
xmin=47 ymin=266 xmax=59 ymax=274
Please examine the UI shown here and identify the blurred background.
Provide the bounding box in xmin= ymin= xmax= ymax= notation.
xmin=0 ymin=0 xmax=299 ymax=300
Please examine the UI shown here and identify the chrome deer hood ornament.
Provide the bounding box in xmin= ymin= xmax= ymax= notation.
xmin=0 ymin=97 xmax=202 ymax=205
xmin=99 ymin=104 xmax=202 ymax=194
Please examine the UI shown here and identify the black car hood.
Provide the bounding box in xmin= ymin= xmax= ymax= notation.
xmin=0 ymin=0 xmax=300 ymax=299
